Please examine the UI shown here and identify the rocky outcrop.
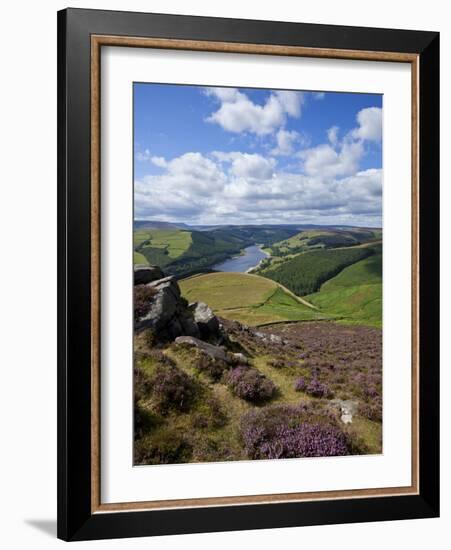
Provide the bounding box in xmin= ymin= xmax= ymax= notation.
xmin=134 ymin=265 xmax=165 ymax=285
xmin=331 ymin=399 xmax=358 ymax=424
xmin=230 ymin=352 xmax=249 ymax=365
xmin=174 ymin=336 xmax=250 ymax=367
xmin=134 ymin=268 xmax=221 ymax=343
xmin=175 ymin=336 xmax=229 ymax=363
xmin=135 ymin=275 xmax=185 ymax=336
xmin=254 ymin=331 xmax=286 ymax=345
xmin=189 ymin=301 xmax=220 ymax=339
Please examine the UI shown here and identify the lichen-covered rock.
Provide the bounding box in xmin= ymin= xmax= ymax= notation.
xmin=175 ymin=336 xmax=229 ymax=363
xmin=269 ymin=334 xmax=283 ymax=344
xmin=134 ymin=265 xmax=164 ymax=285
xmin=189 ymin=301 xmax=220 ymax=338
xmin=135 ymin=280 xmax=179 ymax=333
xmin=230 ymin=352 xmax=249 ymax=366
xmin=331 ymin=399 xmax=358 ymax=424
xmin=134 ymin=271 xmax=223 ymax=345
xmin=179 ymin=311 xmax=200 ymax=338
xmin=146 ymin=275 xmax=181 ymax=298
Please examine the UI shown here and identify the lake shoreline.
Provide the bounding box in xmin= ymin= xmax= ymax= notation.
xmin=212 ymin=244 xmax=269 ymax=273
xmin=246 ymin=248 xmax=270 ymax=273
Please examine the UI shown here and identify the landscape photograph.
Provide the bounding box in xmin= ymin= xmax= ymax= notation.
xmin=133 ymin=83 xmax=383 ymax=465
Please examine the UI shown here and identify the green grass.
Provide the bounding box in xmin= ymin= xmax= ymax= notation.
xmin=265 ymin=230 xmax=331 ymax=255
xmin=307 ymin=285 xmax=382 ymax=327
xmin=262 ymin=247 xmax=372 ymax=296
xmin=265 ymin=228 xmax=380 ymax=256
xmin=137 ymin=346 xmax=252 ymax=463
xmin=252 ymin=355 xmax=309 ymax=405
xmin=347 ymin=417 xmax=382 ymax=454
xmin=306 ymin=250 xmax=382 ymax=328
xmin=180 ymin=272 xmax=276 ymax=310
xmin=134 ymin=229 xmax=192 ymax=266
xmin=180 ymin=272 xmax=327 ymax=326
xmin=133 ymin=229 xmax=192 ymax=258
xmin=322 ymin=248 xmax=382 ymax=287
xmin=145 ymin=347 xmax=306 ymax=462
xmin=133 ymin=227 xmax=248 ymax=277
xmin=226 ymin=287 xmax=329 ymax=326
xmin=134 ymin=251 xmax=148 ymax=265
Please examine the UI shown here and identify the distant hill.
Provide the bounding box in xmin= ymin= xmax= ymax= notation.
xmin=306 ymin=243 xmax=382 ymax=327
xmin=261 ymin=247 xmax=373 ymax=296
xmin=134 ymin=220 xmax=381 ymax=232
xmin=263 ymin=227 xmax=381 ymax=257
xmin=134 ymin=224 xmax=300 ymax=278
xmin=133 ymin=223 xmax=383 ymax=325
xmin=134 ymin=220 xmax=191 ymax=230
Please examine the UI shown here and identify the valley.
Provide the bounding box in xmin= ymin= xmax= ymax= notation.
xmin=134 ymin=221 xmax=382 ymax=328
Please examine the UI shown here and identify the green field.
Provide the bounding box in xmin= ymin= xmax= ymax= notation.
xmin=134 ymin=251 xmax=148 ymax=265
xmin=261 ymin=247 xmax=372 ymax=296
xmin=180 ymin=272 xmax=327 ymax=326
xmin=264 ymin=227 xmax=380 ymax=257
xmin=307 ymin=247 xmax=382 ymax=327
xmin=134 ymin=229 xmax=192 ymax=266
xmin=133 ymin=227 xmax=254 ymax=276
xmin=263 ymin=230 xmax=331 ymax=255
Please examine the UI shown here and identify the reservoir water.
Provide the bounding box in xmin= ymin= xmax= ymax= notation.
xmin=212 ymin=245 xmax=268 ymax=273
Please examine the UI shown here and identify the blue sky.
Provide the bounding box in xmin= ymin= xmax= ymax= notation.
xmin=134 ymin=83 xmax=382 ymax=226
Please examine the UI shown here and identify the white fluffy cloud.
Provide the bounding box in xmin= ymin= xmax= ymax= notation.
xmin=298 ymin=107 xmax=381 ymax=181
xmin=352 ymin=107 xmax=382 ymax=142
xmin=213 ymin=152 xmax=276 ymax=179
xmin=205 ymin=88 xmax=304 ymax=135
xmin=271 ymin=129 xmax=301 ymax=156
xmin=274 ymin=90 xmax=304 ymax=117
xmin=135 ymin=149 xmax=152 ymax=162
xmin=300 ymin=141 xmax=364 ymax=179
xmin=135 ymin=149 xmax=382 ymax=226
xmin=134 ymin=152 xmax=227 ymax=220
xmin=327 ymin=126 xmax=339 ymax=146
xmin=150 ymin=156 xmax=167 ymax=168
xmin=204 ymin=87 xmax=240 ymax=102
xmin=135 ymin=100 xmax=382 ymax=226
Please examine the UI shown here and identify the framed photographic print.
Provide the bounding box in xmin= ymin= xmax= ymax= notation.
xmin=57 ymin=8 xmax=439 ymax=541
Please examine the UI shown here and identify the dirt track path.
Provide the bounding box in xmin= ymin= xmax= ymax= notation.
xmin=243 ymin=273 xmax=319 ymax=310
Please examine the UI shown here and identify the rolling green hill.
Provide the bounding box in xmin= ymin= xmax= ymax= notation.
xmin=134 ymin=228 xmax=242 ymax=274
xmin=264 ymin=227 xmax=380 ymax=257
xmin=180 ymin=272 xmax=328 ymax=326
xmin=261 ymin=247 xmax=372 ymax=296
xmin=134 ymin=229 xmax=193 ymax=268
xmin=306 ymin=245 xmax=382 ymax=327
xmin=134 ymin=225 xmax=299 ymax=278
xmin=134 ymin=224 xmax=382 ymax=327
